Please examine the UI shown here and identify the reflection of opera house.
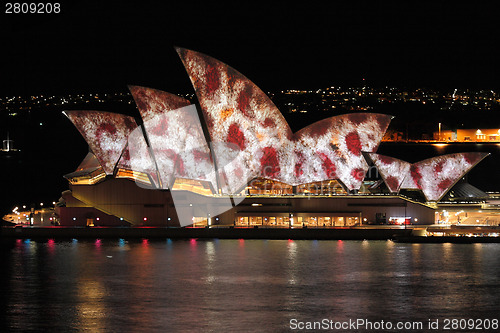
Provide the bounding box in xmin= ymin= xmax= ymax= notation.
xmin=55 ymin=48 xmax=495 ymax=228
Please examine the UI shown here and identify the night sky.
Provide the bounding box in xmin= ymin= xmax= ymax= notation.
xmin=2 ymin=1 xmax=499 ymax=96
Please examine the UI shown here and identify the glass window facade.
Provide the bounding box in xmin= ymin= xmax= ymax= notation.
xmin=234 ymin=214 xmax=360 ymax=227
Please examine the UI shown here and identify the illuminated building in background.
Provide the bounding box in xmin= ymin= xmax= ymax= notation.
xmin=55 ymin=48 xmax=493 ymax=228
xmin=434 ymin=128 xmax=500 ymax=142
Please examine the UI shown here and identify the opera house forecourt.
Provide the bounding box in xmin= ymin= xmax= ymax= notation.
xmin=47 ymin=48 xmax=493 ymax=235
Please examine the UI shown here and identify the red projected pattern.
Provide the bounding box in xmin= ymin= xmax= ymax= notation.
xmin=370 ymin=152 xmax=489 ymax=201
xmin=129 ymin=86 xmax=217 ymax=190
xmin=291 ymin=113 xmax=391 ymax=190
xmin=177 ymin=48 xmax=391 ymax=191
xmin=368 ymin=154 xmax=411 ymax=193
xmin=64 ymin=111 xmax=138 ymax=175
xmin=64 ymin=49 xmax=487 ymax=202
xmin=116 ymin=136 xmax=160 ymax=187
xmin=177 ymin=48 xmax=290 ymax=192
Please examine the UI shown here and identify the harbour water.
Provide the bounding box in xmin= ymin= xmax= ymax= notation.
xmin=1 ymin=239 xmax=499 ymax=332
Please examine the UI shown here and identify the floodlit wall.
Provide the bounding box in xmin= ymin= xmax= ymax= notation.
xmin=57 ymin=206 xmax=130 ymax=227
xmin=63 ymin=178 xmax=435 ymax=226
xmin=69 ymin=179 xmax=179 ymax=226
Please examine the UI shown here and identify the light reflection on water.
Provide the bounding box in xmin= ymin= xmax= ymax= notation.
xmin=1 ymin=239 xmax=500 ymax=332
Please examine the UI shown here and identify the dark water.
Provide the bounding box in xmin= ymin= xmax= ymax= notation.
xmin=1 ymin=239 xmax=500 ymax=332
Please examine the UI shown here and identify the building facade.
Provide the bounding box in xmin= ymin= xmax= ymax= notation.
xmin=434 ymin=128 xmax=500 ymax=142
xmin=56 ymin=48 xmax=490 ymax=228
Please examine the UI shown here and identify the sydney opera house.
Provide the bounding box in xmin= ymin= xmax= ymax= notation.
xmin=55 ymin=48 xmax=490 ymax=228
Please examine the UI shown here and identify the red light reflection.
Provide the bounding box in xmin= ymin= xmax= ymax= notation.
xmin=47 ymin=238 xmax=55 ymax=254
